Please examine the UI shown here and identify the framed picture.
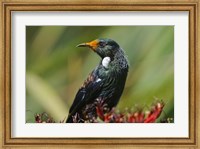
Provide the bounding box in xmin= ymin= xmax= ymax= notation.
xmin=1 ymin=0 xmax=199 ymax=148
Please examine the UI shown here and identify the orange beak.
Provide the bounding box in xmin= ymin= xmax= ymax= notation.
xmin=76 ymin=39 xmax=99 ymax=51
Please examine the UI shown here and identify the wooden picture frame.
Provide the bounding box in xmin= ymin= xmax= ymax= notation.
xmin=0 ymin=0 xmax=199 ymax=148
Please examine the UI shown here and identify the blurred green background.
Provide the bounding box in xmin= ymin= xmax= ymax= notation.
xmin=26 ymin=26 xmax=174 ymax=123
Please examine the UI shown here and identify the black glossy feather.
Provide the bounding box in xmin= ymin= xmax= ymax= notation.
xmin=66 ymin=70 xmax=104 ymax=122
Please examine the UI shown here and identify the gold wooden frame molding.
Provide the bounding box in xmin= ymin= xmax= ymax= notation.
xmin=0 ymin=0 xmax=200 ymax=148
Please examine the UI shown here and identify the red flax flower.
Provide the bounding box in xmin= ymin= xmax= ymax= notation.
xmin=34 ymin=100 xmax=168 ymax=123
xmin=96 ymin=100 xmax=165 ymax=123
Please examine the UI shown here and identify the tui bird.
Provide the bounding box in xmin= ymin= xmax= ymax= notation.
xmin=66 ymin=38 xmax=129 ymax=123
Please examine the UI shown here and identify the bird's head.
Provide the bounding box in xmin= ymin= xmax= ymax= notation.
xmin=76 ymin=38 xmax=120 ymax=59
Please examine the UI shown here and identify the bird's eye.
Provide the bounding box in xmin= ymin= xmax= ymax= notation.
xmin=99 ymin=41 xmax=106 ymax=47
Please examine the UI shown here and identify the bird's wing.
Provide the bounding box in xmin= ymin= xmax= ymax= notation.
xmin=68 ymin=71 xmax=103 ymax=117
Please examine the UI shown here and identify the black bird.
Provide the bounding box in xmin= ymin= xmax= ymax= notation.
xmin=66 ymin=38 xmax=129 ymax=123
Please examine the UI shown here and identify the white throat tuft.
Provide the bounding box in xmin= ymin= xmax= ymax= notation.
xmin=102 ymin=57 xmax=111 ymax=68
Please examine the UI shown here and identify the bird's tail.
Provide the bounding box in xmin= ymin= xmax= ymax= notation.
xmin=66 ymin=115 xmax=73 ymax=123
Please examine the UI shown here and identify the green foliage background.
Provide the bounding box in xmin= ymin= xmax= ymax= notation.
xmin=26 ymin=26 xmax=174 ymax=123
